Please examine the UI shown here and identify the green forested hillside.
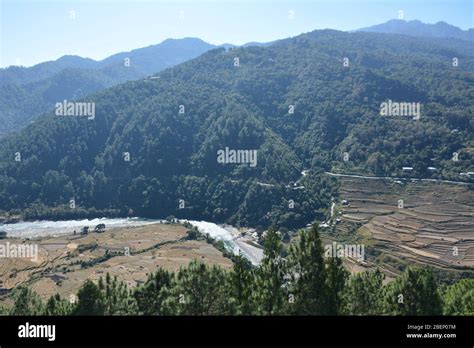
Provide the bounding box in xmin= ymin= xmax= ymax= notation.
xmin=0 ymin=29 xmax=472 ymax=228
xmin=0 ymin=55 xmax=98 ymax=87
xmin=0 ymin=38 xmax=215 ymax=136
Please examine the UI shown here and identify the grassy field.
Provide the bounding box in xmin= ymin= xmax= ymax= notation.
xmin=0 ymin=223 xmax=232 ymax=302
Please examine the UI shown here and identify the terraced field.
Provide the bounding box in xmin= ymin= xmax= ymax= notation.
xmin=0 ymin=223 xmax=232 ymax=302
xmin=334 ymin=177 xmax=474 ymax=278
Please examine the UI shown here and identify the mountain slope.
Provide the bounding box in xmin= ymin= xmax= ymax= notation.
xmin=0 ymin=38 xmax=216 ymax=136
xmin=0 ymin=55 xmax=98 ymax=87
xmin=359 ymin=19 xmax=473 ymax=42
xmin=0 ymin=29 xmax=472 ymax=228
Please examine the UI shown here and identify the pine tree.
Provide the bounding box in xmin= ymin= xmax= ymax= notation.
xmin=10 ymin=286 xmax=43 ymax=315
xmin=99 ymin=273 xmax=137 ymax=315
xmin=324 ymin=255 xmax=348 ymax=315
xmin=134 ymin=268 xmax=173 ymax=315
xmin=442 ymin=278 xmax=474 ymax=315
xmin=254 ymin=227 xmax=286 ymax=315
xmin=343 ymin=269 xmax=384 ymax=315
xmin=382 ymin=267 xmax=442 ymax=315
xmin=73 ymin=279 xmax=105 ymax=315
xmin=229 ymin=254 xmax=254 ymax=315
xmin=287 ymin=224 xmax=327 ymax=314
xmin=45 ymin=293 xmax=73 ymax=315
xmin=162 ymin=260 xmax=229 ymax=315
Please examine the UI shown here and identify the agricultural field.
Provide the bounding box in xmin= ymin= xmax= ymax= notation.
xmin=326 ymin=177 xmax=474 ymax=280
xmin=0 ymin=223 xmax=232 ymax=303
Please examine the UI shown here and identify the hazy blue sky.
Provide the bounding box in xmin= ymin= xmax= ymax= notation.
xmin=1 ymin=0 xmax=472 ymax=68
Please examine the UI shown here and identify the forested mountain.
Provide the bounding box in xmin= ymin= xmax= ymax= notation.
xmin=0 ymin=38 xmax=215 ymax=136
xmin=0 ymin=55 xmax=98 ymax=87
xmin=359 ymin=19 xmax=474 ymax=42
xmin=0 ymin=29 xmax=472 ymax=228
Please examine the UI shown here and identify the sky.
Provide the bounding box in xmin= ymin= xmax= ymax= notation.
xmin=0 ymin=0 xmax=472 ymax=68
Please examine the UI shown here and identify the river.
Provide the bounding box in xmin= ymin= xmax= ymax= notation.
xmin=0 ymin=218 xmax=263 ymax=265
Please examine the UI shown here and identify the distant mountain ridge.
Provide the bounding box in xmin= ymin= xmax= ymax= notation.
xmin=0 ymin=37 xmax=281 ymax=136
xmin=358 ymin=19 xmax=473 ymax=42
xmin=1 ymin=20 xmax=471 ymax=137
xmin=0 ymin=38 xmax=215 ymax=84
xmin=0 ymin=38 xmax=216 ymax=136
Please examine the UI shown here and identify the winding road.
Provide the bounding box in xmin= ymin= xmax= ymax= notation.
xmin=324 ymin=172 xmax=472 ymax=186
